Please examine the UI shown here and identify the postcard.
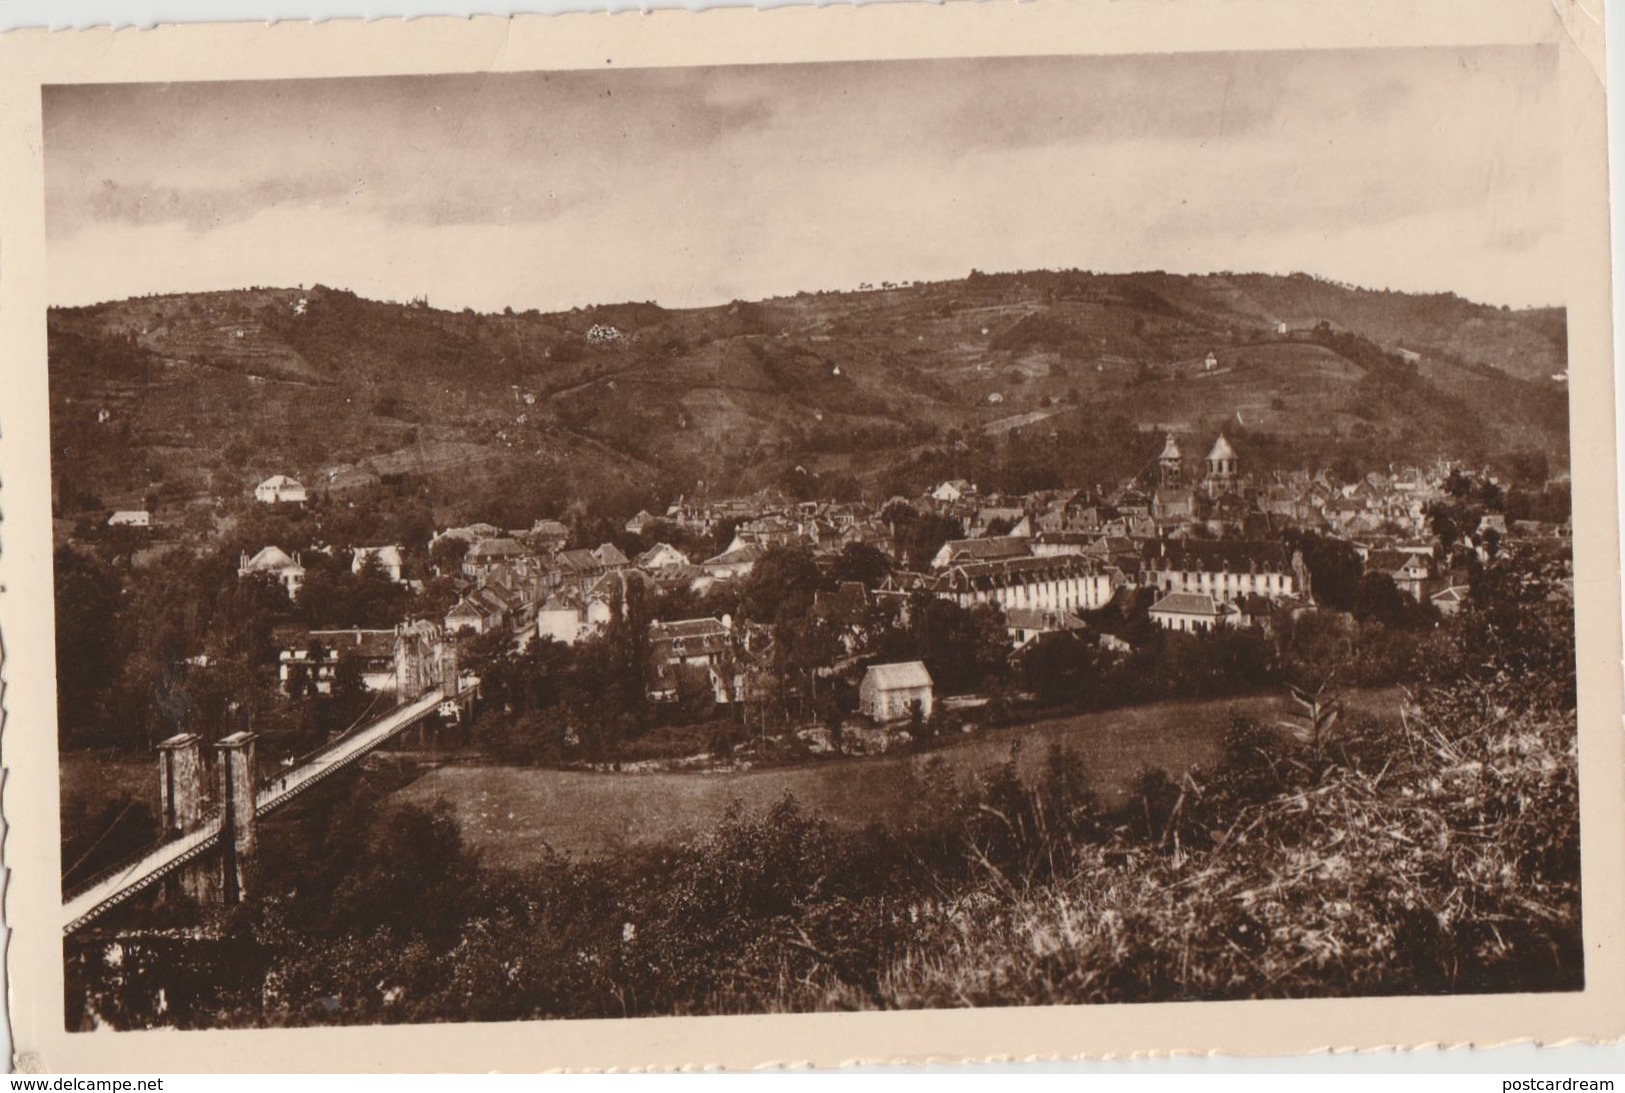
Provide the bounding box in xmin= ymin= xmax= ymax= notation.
xmin=1 ymin=0 xmax=1621 ymax=1072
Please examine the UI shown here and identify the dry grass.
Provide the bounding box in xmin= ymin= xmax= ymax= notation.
xmin=787 ymin=694 xmax=1580 ymax=1009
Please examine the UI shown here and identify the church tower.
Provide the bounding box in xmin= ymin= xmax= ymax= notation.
xmin=1206 ymin=434 xmax=1238 ymax=493
xmin=1158 ymin=434 xmax=1183 ymax=489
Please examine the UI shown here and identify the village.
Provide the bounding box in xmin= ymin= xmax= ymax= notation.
xmin=34 ymin=38 xmax=1594 ymax=1036
xmin=193 ymin=431 xmax=1573 ymax=764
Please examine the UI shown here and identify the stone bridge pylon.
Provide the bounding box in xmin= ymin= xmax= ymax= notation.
xmin=65 ymin=682 xmax=470 ymax=933
xmin=156 ymin=730 xmax=259 ymax=905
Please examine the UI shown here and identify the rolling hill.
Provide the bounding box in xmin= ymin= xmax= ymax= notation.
xmin=47 ymin=269 xmax=1569 ymax=524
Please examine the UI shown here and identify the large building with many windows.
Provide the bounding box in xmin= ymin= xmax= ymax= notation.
xmin=1139 ymin=540 xmax=1306 ymax=604
xmin=932 ymin=553 xmax=1119 ymax=614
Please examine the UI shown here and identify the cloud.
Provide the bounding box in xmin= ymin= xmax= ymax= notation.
xmin=41 ymin=46 xmax=1565 ymax=309
xmin=70 ymin=175 xmax=349 ymax=233
xmin=44 ymin=69 xmax=775 ymax=237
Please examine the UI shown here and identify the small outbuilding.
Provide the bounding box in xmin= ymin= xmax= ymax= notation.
xmin=1430 ymin=584 xmax=1469 ymax=617
xmin=859 ymin=660 xmax=935 ymax=723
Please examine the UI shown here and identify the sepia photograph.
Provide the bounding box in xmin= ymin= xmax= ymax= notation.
xmin=3 ymin=1 xmax=1622 ymax=1071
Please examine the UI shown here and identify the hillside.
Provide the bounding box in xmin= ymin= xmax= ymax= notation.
xmin=47 ymin=270 xmax=1569 ymax=524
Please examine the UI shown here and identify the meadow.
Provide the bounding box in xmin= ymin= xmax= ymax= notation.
xmin=393 ymin=688 xmax=1402 ymax=863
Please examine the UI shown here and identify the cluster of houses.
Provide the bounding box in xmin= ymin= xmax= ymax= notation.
xmin=275 ymin=618 xmax=457 ymax=703
xmin=236 ymin=542 xmax=409 ymax=601
xmin=235 ymin=438 xmax=1568 ymax=725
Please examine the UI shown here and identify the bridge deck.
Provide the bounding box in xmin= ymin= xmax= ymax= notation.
xmin=63 ymin=687 xmax=457 ymax=934
xmin=255 ymin=689 xmax=448 ymax=813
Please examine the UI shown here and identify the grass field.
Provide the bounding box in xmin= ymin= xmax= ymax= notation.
xmin=60 ymin=750 xmax=156 ymax=822
xmin=393 ymin=689 xmax=1403 ymax=866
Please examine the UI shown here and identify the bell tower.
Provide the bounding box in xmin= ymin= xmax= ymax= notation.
xmin=1206 ymin=434 xmax=1238 ymax=494
xmin=1158 ymin=434 xmax=1183 ymax=489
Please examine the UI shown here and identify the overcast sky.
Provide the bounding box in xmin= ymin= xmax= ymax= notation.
xmin=43 ymin=46 xmax=1563 ymax=312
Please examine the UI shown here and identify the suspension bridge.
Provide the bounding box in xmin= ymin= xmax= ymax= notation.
xmin=62 ymin=682 xmax=474 ymax=935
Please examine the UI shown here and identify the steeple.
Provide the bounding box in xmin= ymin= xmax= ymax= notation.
xmin=1158 ymin=433 xmax=1183 ymax=489
xmin=1206 ymin=434 xmax=1238 ymax=492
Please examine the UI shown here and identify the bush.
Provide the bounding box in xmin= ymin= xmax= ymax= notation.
xmin=69 ymin=550 xmax=1579 ymax=1027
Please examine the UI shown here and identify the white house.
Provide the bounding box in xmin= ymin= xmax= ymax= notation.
xmin=107 ymin=510 xmax=151 ymax=528
xmin=238 ymin=546 xmax=306 ymax=599
xmin=859 ymin=661 xmax=935 ymax=723
xmin=537 ymin=594 xmax=590 ymax=645
xmin=592 ymin=542 xmax=632 ymax=570
xmin=352 ymin=544 xmax=405 ymax=582
xmin=1365 ymin=550 xmax=1433 ymax=602
xmin=636 ymin=542 xmax=691 ymax=572
xmin=702 ymin=541 xmax=762 ymax=580
xmin=1430 ymin=583 xmax=1469 ymax=617
xmin=255 ymin=475 xmax=307 ymax=505
xmin=293 ymin=628 xmax=399 ymax=693
xmin=1004 ymin=608 xmax=1088 ymax=650
xmin=646 ymin=618 xmax=740 ymax=703
xmin=445 ymin=594 xmax=496 ymax=636
xmin=462 ymin=537 xmax=529 ymax=579
xmin=1148 ymin=590 xmax=1239 ymax=633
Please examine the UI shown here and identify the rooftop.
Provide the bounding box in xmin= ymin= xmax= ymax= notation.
xmin=863 ymin=660 xmax=934 ymax=691
xmin=1150 ymin=591 xmax=1225 ymax=617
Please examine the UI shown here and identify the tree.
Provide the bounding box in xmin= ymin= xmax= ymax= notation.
xmin=329 ymin=802 xmax=480 ymax=946
xmin=53 ymin=547 xmax=126 ymax=742
xmin=1505 ymin=450 xmax=1550 ymax=487
xmin=1459 ymin=546 xmax=1575 ymax=710
xmin=831 ymin=542 xmax=892 ymax=588
xmin=772 ymin=616 xmax=842 ymax=718
xmin=739 ymin=545 xmax=825 ymax=625
xmin=429 ymin=536 xmax=470 ymax=575
xmin=1288 ymin=532 xmax=1363 ymax=612
xmin=299 ymin=553 xmax=409 ymax=630
xmin=1445 ymin=469 xmax=1476 ymax=500
xmin=893 ymin=512 xmax=964 ymax=571
xmin=461 ymin=628 xmax=515 ymax=680
xmin=1016 ymin=633 xmax=1101 ymax=706
xmin=327 ymin=653 xmax=373 ymax=730
xmin=215 ymin=572 xmax=292 ymax=665
xmin=1353 ymin=572 xmax=1407 ymax=627
xmin=911 ymin=598 xmax=1008 ymax=694
xmin=1280 ymin=610 xmax=1356 ymax=694
xmin=906 ymin=699 xmax=926 ymax=742
xmin=1428 ymin=503 xmax=1464 ymax=559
